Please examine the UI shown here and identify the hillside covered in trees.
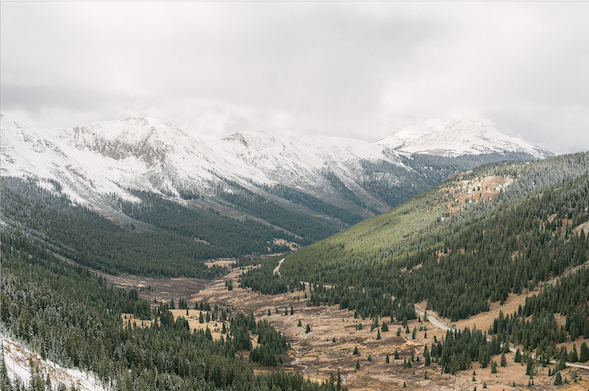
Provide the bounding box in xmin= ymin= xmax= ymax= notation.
xmin=240 ymin=152 xmax=589 ymax=370
xmin=0 ymin=229 xmax=348 ymax=391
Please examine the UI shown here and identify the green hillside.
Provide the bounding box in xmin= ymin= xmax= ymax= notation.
xmin=242 ymin=152 xmax=589 ymax=322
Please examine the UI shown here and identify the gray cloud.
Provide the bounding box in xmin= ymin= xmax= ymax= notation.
xmin=1 ymin=2 xmax=588 ymax=153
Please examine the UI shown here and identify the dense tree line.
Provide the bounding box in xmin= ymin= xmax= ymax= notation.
xmin=0 ymin=230 xmax=347 ymax=391
xmin=238 ymin=258 xmax=304 ymax=295
xmin=322 ymin=171 xmax=369 ymax=212
xmin=121 ymin=190 xmax=295 ymax=254
xmin=218 ymin=184 xmax=338 ymax=242
xmin=266 ymin=184 xmax=363 ymax=227
xmin=431 ymin=328 xmax=502 ymax=374
xmin=242 ymin=153 xmax=589 ymax=322
xmin=488 ymin=264 xmax=589 ymax=361
xmin=1 ymin=177 xmax=305 ymax=278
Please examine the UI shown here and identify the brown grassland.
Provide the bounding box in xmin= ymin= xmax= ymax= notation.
xmin=115 ymin=262 xmax=589 ymax=391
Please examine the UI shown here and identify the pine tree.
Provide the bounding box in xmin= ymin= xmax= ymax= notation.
xmin=386 ymin=354 xmax=390 ymax=363
xmin=500 ymin=352 xmax=507 ymax=367
xmin=580 ymin=342 xmax=589 ymax=362
xmin=525 ymin=356 xmax=534 ymax=376
xmin=376 ymin=330 xmax=381 ymax=340
xmin=423 ymin=345 xmax=431 ymax=366
xmin=569 ymin=344 xmax=578 ymax=362
xmin=558 ymin=348 xmax=567 ymax=370
xmin=394 ymin=348 xmax=399 ymax=359
xmin=554 ymin=371 xmax=562 ymax=385
xmin=353 ymin=346 xmax=359 ymax=355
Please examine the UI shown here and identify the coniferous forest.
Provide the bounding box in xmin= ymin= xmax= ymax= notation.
xmin=240 ymin=152 xmax=589 ymax=371
xmin=0 ymin=229 xmax=347 ymax=391
xmin=1 ymin=151 xmax=588 ymax=389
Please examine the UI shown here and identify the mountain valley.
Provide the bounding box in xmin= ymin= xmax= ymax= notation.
xmin=2 ymin=116 xmax=588 ymax=391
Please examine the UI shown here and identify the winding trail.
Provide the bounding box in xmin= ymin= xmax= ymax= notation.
xmin=415 ymin=310 xmax=589 ymax=371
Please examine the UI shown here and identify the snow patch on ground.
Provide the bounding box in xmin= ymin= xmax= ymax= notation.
xmin=1 ymin=332 xmax=107 ymax=391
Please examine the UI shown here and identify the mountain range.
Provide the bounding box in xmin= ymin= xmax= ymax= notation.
xmin=0 ymin=114 xmax=553 ymax=262
xmin=1 ymin=115 xmax=551 ymax=207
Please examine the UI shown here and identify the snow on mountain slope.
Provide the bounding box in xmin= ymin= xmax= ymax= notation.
xmin=221 ymin=129 xmax=402 ymax=187
xmin=378 ymin=119 xmax=553 ymax=158
xmin=0 ymin=114 xmax=405 ymax=209
xmin=1 ymin=333 xmax=106 ymax=391
xmin=1 ymin=114 xmax=552 ymax=218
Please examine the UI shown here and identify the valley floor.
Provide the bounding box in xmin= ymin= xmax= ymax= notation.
xmin=109 ymin=263 xmax=589 ymax=390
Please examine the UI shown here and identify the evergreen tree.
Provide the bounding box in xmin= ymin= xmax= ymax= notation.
xmin=525 ymin=356 xmax=534 ymax=376
xmin=580 ymin=342 xmax=589 ymax=363
xmin=490 ymin=360 xmax=497 ymax=374
xmin=423 ymin=345 xmax=431 ymax=366
xmin=569 ymin=344 xmax=579 ymax=362
xmin=554 ymin=371 xmax=562 ymax=385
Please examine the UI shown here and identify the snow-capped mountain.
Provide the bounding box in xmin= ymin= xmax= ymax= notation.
xmin=378 ymin=119 xmax=553 ymax=158
xmin=0 ymin=114 xmax=403 ymax=213
xmin=1 ymin=114 xmax=552 ymax=223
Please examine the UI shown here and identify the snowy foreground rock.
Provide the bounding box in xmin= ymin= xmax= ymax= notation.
xmin=1 ymin=333 xmax=106 ymax=391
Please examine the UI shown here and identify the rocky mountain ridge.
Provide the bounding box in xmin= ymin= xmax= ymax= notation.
xmin=1 ymin=114 xmax=552 ymax=227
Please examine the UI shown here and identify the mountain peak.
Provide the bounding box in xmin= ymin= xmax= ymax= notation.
xmin=378 ymin=118 xmax=553 ymax=158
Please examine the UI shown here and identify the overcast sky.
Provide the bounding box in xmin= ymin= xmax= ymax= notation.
xmin=2 ymin=2 xmax=589 ymax=154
